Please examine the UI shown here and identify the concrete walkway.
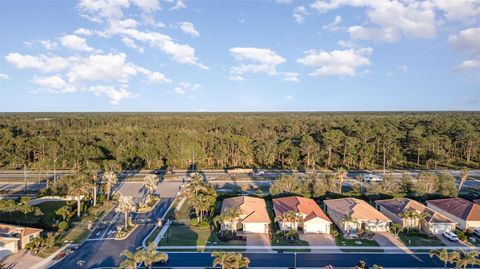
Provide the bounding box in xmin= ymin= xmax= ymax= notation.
xmin=373 ymin=232 xmax=412 ymax=253
xmin=246 ymin=234 xmax=273 ymax=253
xmin=300 ymin=234 xmax=339 ymax=253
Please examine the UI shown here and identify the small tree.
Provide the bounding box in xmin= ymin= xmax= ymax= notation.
xmin=390 ymin=223 xmax=403 ymax=237
xmin=116 ymin=194 xmax=136 ymax=230
xmin=143 ymin=174 xmax=158 ymax=202
xmin=139 ymin=242 xmax=168 ymax=269
xmin=429 ymin=248 xmax=450 ymax=269
xmin=458 ymin=167 xmax=469 ymax=191
xmin=44 ymin=232 xmax=56 ymax=251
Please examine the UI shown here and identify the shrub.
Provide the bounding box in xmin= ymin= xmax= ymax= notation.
xmin=58 ymin=221 xmax=69 ymax=231
xmin=97 ymin=194 xmax=106 ymax=204
xmin=454 ymin=230 xmax=467 ymax=241
xmin=217 ymin=230 xmax=235 ymax=241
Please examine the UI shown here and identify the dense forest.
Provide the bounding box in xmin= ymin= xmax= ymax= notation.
xmin=0 ymin=112 xmax=479 ymax=171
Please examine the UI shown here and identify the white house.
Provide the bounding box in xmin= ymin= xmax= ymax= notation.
xmin=220 ymin=196 xmax=270 ymax=234
xmin=273 ymin=196 xmax=332 ymax=234
xmin=427 ymin=198 xmax=480 ymax=231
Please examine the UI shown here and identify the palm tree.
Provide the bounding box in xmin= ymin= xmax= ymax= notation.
xmin=68 ymin=174 xmax=92 ymax=217
xmin=216 ymin=206 xmax=243 ymax=231
xmin=372 ymin=265 xmax=383 ymax=269
xmin=143 ymin=174 xmax=158 ymax=202
xmin=400 ymin=209 xmax=417 ymax=232
xmin=119 ymin=249 xmax=142 ymax=269
xmin=103 ymin=171 xmax=118 ymax=200
xmin=275 ymin=210 xmax=301 ymax=231
xmin=341 ymin=215 xmax=357 ymax=235
xmin=212 ymin=251 xmax=249 ymax=269
xmin=231 ymin=252 xmax=250 ymax=269
xmin=429 ymin=248 xmax=451 ymax=269
xmin=140 ymin=242 xmax=168 ymax=269
xmin=416 ymin=211 xmax=431 ymax=231
xmin=390 ymin=223 xmax=403 ymax=237
xmin=335 ymin=167 xmax=348 ymax=194
xmin=212 ymin=251 xmax=230 ymax=269
xmin=86 ymin=162 xmax=100 ymax=206
xmin=116 ymin=194 xmax=136 ymax=230
xmin=450 ymin=250 xmax=479 ymax=269
xmin=458 ymin=167 xmax=469 ymax=191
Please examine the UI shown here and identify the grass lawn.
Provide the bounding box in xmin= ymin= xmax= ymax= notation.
xmin=335 ymin=236 xmax=383 ymax=252
xmin=159 ymin=224 xmax=246 ymax=248
xmin=398 ymin=233 xmax=445 ymax=247
xmin=145 ymin=226 xmax=162 ymax=245
xmin=0 ymin=201 xmax=67 ymax=229
xmin=271 ymin=234 xmax=310 ymax=252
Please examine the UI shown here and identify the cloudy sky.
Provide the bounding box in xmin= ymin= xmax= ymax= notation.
xmin=0 ymin=0 xmax=479 ymax=112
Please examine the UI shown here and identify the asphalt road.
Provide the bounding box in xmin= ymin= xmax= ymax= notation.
xmin=151 ymin=252 xmax=458 ymax=268
xmin=49 ymin=180 xmax=181 ymax=269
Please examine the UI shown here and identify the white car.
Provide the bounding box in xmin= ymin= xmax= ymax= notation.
xmin=443 ymin=231 xmax=459 ymax=241
xmin=362 ymin=174 xmax=382 ymax=182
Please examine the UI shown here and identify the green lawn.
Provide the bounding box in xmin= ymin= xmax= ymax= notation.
xmin=159 ymin=224 xmax=246 ymax=248
xmin=271 ymin=234 xmax=310 ymax=252
xmin=335 ymin=236 xmax=383 ymax=252
xmin=398 ymin=233 xmax=445 ymax=247
xmin=0 ymin=201 xmax=67 ymax=229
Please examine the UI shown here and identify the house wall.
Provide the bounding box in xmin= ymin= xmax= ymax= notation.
xmin=20 ymin=232 xmax=40 ymax=249
xmin=466 ymin=221 xmax=480 ymax=231
xmin=427 ymin=203 xmax=467 ymax=230
xmin=304 ymin=218 xmax=330 ymax=234
xmin=243 ymin=222 xmax=268 ymax=233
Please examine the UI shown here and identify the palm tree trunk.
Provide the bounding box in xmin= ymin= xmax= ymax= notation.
xmin=77 ymin=196 xmax=81 ymax=217
xmin=125 ymin=211 xmax=128 ymax=230
xmin=93 ymin=184 xmax=97 ymax=206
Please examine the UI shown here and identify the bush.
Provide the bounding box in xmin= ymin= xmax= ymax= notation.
xmin=217 ymin=230 xmax=235 ymax=241
xmin=58 ymin=221 xmax=69 ymax=231
xmin=97 ymin=194 xmax=106 ymax=204
xmin=454 ymin=230 xmax=467 ymax=241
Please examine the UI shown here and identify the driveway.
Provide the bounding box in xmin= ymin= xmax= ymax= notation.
xmin=2 ymin=250 xmax=43 ymax=269
xmin=299 ymin=234 xmax=339 ymax=253
xmin=246 ymin=234 xmax=272 ymax=253
xmin=373 ymin=232 xmax=411 ymax=253
xmin=436 ymin=234 xmax=468 ymax=247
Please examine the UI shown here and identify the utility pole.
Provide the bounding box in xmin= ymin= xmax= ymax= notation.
xmin=24 ymin=164 xmax=28 ymax=194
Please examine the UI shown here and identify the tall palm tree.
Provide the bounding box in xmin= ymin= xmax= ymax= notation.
xmin=429 ymin=248 xmax=450 ymax=269
xmin=140 ymin=242 xmax=168 ymax=269
xmin=400 ymin=209 xmax=417 ymax=232
xmin=416 ymin=211 xmax=431 ymax=231
xmin=119 ymin=249 xmax=142 ymax=269
xmin=458 ymin=167 xmax=469 ymax=191
xmin=143 ymin=174 xmax=158 ymax=202
xmin=68 ymin=174 xmax=92 ymax=217
xmin=335 ymin=167 xmax=348 ymax=194
xmin=86 ymin=162 xmax=100 ymax=206
xmin=275 ymin=210 xmax=301 ymax=230
xmin=231 ymin=252 xmax=250 ymax=269
xmin=216 ymin=206 xmax=243 ymax=231
xmin=450 ymin=250 xmax=479 ymax=269
xmin=116 ymin=194 xmax=136 ymax=230
xmin=341 ymin=215 xmax=357 ymax=235
xmin=103 ymin=171 xmax=118 ymax=201
xmin=212 ymin=251 xmax=249 ymax=269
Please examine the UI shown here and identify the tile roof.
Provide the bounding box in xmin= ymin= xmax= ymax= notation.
xmin=376 ymin=198 xmax=455 ymax=224
xmin=0 ymin=222 xmax=42 ymax=238
xmin=324 ymin=198 xmax=390 ymax=222
xmin=427 ymin=198 xmax=480 ymax=221
xmin=273 ymin=196 xmax=331 ymax=223
xmin=221 ymin=196 xmax=270 ymax=223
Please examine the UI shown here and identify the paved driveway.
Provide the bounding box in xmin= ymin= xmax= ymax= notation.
xmin=299 ymin=234 xmax=339 ymax=253
xmin=246 ymin=234 xmax=272 ymax=253
xmin=373 ymin=232 xmax=411 ymax=253
xmin=436 ymin=234 xmax=468 ymax=247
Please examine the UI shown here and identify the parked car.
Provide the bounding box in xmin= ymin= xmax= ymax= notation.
xmin=443 ymin=231 xmax=459 ymax=241
xmin=362 ymin=173 xmax=382 ymax=182
xmin=473 ymin=228 xmax=480 ymax=238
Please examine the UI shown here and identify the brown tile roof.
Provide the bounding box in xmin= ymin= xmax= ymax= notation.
xmin=221 ymin=196 xmax=270 ymax=223
xmin=324 ymin=198 xmax=390 ymax=222
xmin=0 ymin=223 xmax=42 ymax=238
xmin=376 ymin=198 xmax=455 ymax=224
xmin=427 ymin=198 xmax=480 ymax=221
xmin=273 ymin=196 xmax=331 ymax=223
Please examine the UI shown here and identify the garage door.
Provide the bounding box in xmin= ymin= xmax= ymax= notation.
xmin=243 ymin=223 xmax=267 ymax=233
xmin=304 ymin=223 xmax=328 ymax=234
xmin=431 ymin=224 xmax=452 ymax=234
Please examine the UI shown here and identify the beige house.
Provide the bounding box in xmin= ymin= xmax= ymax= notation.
xmin=0 ymin=223 xmax=42 ymax=258
xmin=427 ymin=198 xmax=480 ymax=231
xmin=324 ymin=198 xmax=390 ymax=236
xmin=273 ymin=196 xmax=332 ymax=234
xmin=376 ymin=198 xmax=456 ymax=235
xmin=220 ymin=196 xmax=270 ymax=234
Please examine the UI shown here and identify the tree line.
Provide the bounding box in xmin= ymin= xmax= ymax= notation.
xmin=0 ymin=112 xmax=479 ymax=171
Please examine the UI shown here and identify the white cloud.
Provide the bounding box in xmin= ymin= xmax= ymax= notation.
xmin=285 ymin=95 xmax=294 ymax=100
xmin=74 ymin=28 xmax=93 ymax=36
xmin=312 ymin=0 xmax=437 ymax=42
xmin=135 ymin=66 xmax=171 ymax=83
xmin=122 ymin=37 xmax=144 ymax=53
xmin=60 ymin=34 xmax=94 ymax=52
xmin=0 ymin=73 xmax=10 ymax=80
xmin=455 ymin=59 xmax=480 ymax=71
xmin=39 ymin=40 xmax=58 ymax=50
xmin=178 ymin=22 xmax=200 ymax=37
xmin=229 ymin=76 xmax=244 ymax=81
xmin=229 ymin=47 xmax=286 ymax=76
xmin=449 ymin=27 xmax=480 ymax=51
xmin=5 ymin=53 xmax=69 ymax=73
xmin=173 ymin=82 xmax=201 ymax=95
xmin=89 ymin=85 xmax=135 ymax=104
xmin=31 ymin=76 xmax=76 ymax=92
xmin=398 ymin=65 xmax=408 ymax=72
xmin=293 ymin=6 xmax=309 ymax=23
xmin=297 ymin=47 xmax=373 ymax=77
xmin=322 ymin=15 xmax=342 ymax=32
xmin=78 ymin=0 xmax=130 ymax=20
xmin=283 ymin=72 xmax=299 ymax=82
xmin=170 ymin=0 xmax=186 ymax=10
xmin=130 ymin=0 xmax=160 ymax=13
xmin=434 ymin=0 xmax=480 ymax=23
xmin=277 ymin=0 xmax=293 ymax=4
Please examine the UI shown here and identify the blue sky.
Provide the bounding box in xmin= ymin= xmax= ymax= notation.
xmin=0 ymin=0 xmax=479 ymax=112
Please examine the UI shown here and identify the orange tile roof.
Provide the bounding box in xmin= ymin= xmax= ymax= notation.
xmin=0 ymin=223 xmax=42 ymax=238
xmin=427 ymin=198 xmax=480 ymax=221
xmin=376 ymin=198 xmax=455 ymax=224
xmin=221 ymin=196 xmax=270 ymax=223
xmin=324 ymin=198 xmax=390 ymax=222
xmin=273 ymin=196 xmax=331 ymax=223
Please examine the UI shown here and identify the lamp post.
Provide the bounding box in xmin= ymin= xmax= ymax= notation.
xmin=53 ymin=155 xmax=62 ymax=185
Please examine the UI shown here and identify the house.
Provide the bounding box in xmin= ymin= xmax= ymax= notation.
xmin=427 ymin=198 xmax=480 ymax=231
xmin=273 ymin=196 xmax=332 ymax=234
xmin=0 ymin=223 xmax=42 ymax=257
xmin=220 ymin=196 xmax=270 ymax=234
xmin=376 ymin=198 xmax=456 ymax=234
xmin=323 ymin=198 xmax=390 ymax=236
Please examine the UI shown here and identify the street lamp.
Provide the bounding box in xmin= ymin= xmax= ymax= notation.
xmin=53 ymin=155 xmax=62 ymax=185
